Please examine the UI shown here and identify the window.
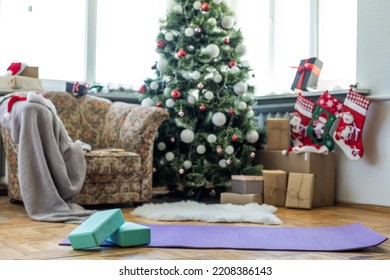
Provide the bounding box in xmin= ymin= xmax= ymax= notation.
xmin=0 ymin=0 xmax=86 ymax=81
xmin=0 ymin=0 xmax=356 ymax=95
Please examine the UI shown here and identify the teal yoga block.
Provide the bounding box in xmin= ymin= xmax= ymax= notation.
xmin=68 ymin=208 xmax=125 ymax=249
xmin=107 ymin=222 xmax=151 ymax=247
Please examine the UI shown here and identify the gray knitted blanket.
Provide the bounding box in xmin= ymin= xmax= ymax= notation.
xmin=0 ymin=93 xmax=94 ymax=223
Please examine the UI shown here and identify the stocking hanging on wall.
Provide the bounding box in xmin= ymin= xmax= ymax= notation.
xmin=333 ymin=88 xmax=371 ymax=161
xmin=307 ymin=91 xmax=343 ymax=151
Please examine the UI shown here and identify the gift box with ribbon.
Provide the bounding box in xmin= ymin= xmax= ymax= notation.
xmin=66 ymin=81 xmax=89 ymax=96
xmin=263 ymin=169 xmax=287 ymax=207
xmin=291 ymin=57 xmax=323 ymax=91
xmin=285 ymin=173 xmax=315 ymax=209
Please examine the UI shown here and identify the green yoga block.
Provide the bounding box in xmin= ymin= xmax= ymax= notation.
xmin=107 ymin=222 xmax=151 ymax=247
xmin=68 ymin=208 xmax=125 ymax=249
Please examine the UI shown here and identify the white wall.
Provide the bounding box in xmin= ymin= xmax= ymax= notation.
xmin=336 ymin=0 xmax=390 ymax=206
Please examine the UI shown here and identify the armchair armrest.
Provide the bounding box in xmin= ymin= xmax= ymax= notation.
xmin=119 ymin=106 xmax=168 ymax=175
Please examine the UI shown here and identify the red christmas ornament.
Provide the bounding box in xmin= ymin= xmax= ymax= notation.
xmin=224 ymin=37 xmax=230 ymax=44
xmin=139 ymin=85 xmax=146 ymax=93
xmin=156 ymin=101 xmax=163 ymax=107
xmin=201 ymin=2 xmax=209 ymax=11
xmin=199 ymin=105 xmax=206 ymax=111
xmin=157 ymin=40 xmax=166 ymax=48
xmin=176 ymin=49 xmax=187 ymax=58
xmin=228 ymin=60 xmax=237 ymax=67
xmin=229 ymin=109 xmax=235 ymax=115
xmin=231 ymin=135 xmax=238 ymax=141
xmin=171 ymin=90 xmax=182 ymax=99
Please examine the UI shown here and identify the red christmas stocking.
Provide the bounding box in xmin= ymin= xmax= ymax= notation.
xmin=289 ymin=92 xmax=315 ymax=147
xmin=333 ymin=88 xmax=371 ymax=161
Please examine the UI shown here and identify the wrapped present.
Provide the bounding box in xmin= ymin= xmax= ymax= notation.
xmin=255 ymin=150 xmax=335 ymax=207
xmin=291 ymin=57 xmax=323 ymax=91
xmin=220 ymin=192 xmax=262 ymax=205
xmin=231 ymin=175 xmax=263 ymax=194
xmin=266 ymin=118 xmax=290 ymax=150
xmin=285 ymin=173 xmax=315 ymax=209
xmin=263 ymin=170 xmax=287 ymax=207
xmin=66 ymin=81 xmax=89 ymax=96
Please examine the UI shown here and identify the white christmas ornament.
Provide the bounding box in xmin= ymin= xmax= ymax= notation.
xmin=219 ymin=159 xmax=227 ymax=168
xmin=150 ymin=81 xmax=159 ymax=90
xmin=173 ymin=5 xmax=183 ymax=13
xmin=205 ymin=44 xmax=220 ymax=58
xmin=238 ymin=101 xmax=247 ymax=110
xmin=213 ymin=0 xmax=222 ymax=4
xmin=156 ymin=58 xmax=168 ymax=72
xmin=183 ymin=160 xmax=192 ymax=169
xmin=165 ymin=99 xmax=175 ymax=108
xmin=204 ymin=91 xmax=214 ymax=100
xmin=185 ymin=27 xmax=194 ymax=37
xmin=225 ymin=145 xmax=234 ymax=155
xmin=141 ymin=98 xmax=154 ymax=107
xmin=180 ymin=129 xmax=195 ymax=143
xmin=165 ymin=152 xmax=175 ymax=161
xmin=196 ymin=145 xmax=206 ymax=154
xmin=233 ymin=82 xmax=248 ymax=95
xmin=230 ymin=66 xmax=240 ymax=74
xmin=213 ymin=73 xmax=223 ymax=83
xmin=164 ymin=32 xmax=174 ymax=41
xmin=157 ymin=142 xmax=166 ymax=151
xmin=246 ymin=109 xmax=255 ymax=118
xmin=193 ymin=1 xmax=202 ymax=9
xmin=221 ymin=15 xmax=235 ymax=29
xmin=188 ymin=95 xmax=196 ymax=104
xmin=207 ymin=17 xmax=217 ymax=26
xmin=245 ymin=130 xmax=259 ymax=143
xmin=212 ymin=112 xmax=227 ymax=126
xmin=236 ymin=44 xmax=247 ymax=56
xmin=182 ymin=71 xmax=191 ymax=80
xmin=191 ymin=71 xmax=201 ymax=80
xmin=163 ymin=87 xmax=172 ymax=95
xmin=207 ymin=134 xmax=217 ymax=143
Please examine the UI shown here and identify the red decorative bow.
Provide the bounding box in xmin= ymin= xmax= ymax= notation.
xmin=291 ymin=59 xmax=321 ymax=90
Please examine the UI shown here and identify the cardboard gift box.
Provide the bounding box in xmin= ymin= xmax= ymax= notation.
xmin=20 ymin=66 xmax=39 ymax=78
xmin=262 ymin=169 xmax=287 ymax=207
xmin=66 ymin=81 xmax=89 ymax=96
xmin=291 ymin=57 xmax=323 ymax=91
xmin=220 ymin=192 xmax=263 ymax=205
xmin=0 ymin=75 xmax=43 ymax=90
xmin=255 ymin=150 xmax=335 ymax=207
xmin=285 ymin=173 xmax=315 ymax=209
xmin=266 ymin=118 xmax=290 ymax=150
xmin=231 ymin=175 xmax=263 ymax=194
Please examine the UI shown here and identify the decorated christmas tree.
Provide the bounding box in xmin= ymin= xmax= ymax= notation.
xmin=139 ymin=0 xmax=263 ymax=199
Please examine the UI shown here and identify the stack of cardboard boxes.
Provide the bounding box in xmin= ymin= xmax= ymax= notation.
xmin=255 ymin=118 xmax=336 ymax=209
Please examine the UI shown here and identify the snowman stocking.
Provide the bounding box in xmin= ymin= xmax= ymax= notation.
xmin=307 ymin=91 xmax=343 ymax=151
xmin=333 ymin=88 xmax=371 ymax=161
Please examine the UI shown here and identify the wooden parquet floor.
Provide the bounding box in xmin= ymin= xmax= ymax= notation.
xmin=1 ymin=195 xmax=390 ymax=260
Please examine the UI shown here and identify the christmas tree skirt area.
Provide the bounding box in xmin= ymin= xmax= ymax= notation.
xmin=60 ymin=223 xmax=387 ymax=252
xmin=131 ymin=201 xmax=282 ymax=225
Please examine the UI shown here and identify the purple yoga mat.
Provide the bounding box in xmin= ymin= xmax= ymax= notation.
xmin=60 ymin=223 xmax=387 ymax=252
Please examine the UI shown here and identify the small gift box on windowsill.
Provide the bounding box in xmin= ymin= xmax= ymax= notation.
xmin=285 ymin=173 xmax=315 ymax=209
xmin=66 ymin=81 xmax=89 ymax=96
xmin=291 ymin=57 xmax=323 ymax=91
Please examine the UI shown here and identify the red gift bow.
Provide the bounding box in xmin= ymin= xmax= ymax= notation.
xmin=291 ymin=59 xmax=321 ymax=90
xmin=72 ymin=82 xmax=80 ymax=93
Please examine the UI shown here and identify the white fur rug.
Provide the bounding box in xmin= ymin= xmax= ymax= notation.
xmin=131 ymin=201 xmax=282 ymax=225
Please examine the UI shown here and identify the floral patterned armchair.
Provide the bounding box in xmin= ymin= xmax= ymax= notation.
xmin=1 ymin=91 xmax=168 ymax=205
